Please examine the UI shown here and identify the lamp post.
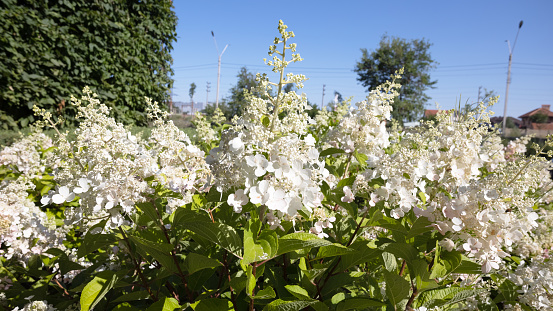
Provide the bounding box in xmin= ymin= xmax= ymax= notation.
xmin=211 ymin=31 xmax=228 ymax=110
xmin=502 ymin=20 xmax=523 ymax=136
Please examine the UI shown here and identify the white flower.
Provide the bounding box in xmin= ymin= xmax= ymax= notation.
xmin=249 ymin=180 xmax=271 ymax=205
xmin=73 ymin=178 xmax=91 ymax=194
xmin=51 ymin=186 xmax=75 ymax=204
xmin=341 ymin=186 xmax=354 ymax=203
xmin=246 ymin=154 xmax=272 ymax=177
xmin=227 ymin=189 xmax=249 ymax=213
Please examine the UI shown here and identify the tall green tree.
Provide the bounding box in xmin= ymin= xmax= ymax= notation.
xmin=225 ymin=67 xmax=264 ymax=118
xmin=355 ymin=35 xmax=437 ymax=122
xmin=0 ymin=0 xmax=177 ymax=128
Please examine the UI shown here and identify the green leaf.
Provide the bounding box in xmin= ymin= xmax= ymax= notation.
xmin=180 ymin=221 xmax=243 ymax=258
xmin=353 ymin=150 xmax=368 ymax=165
xmin=256 ymin=286 xmax=276 ymax=299
xmin=261 ymin=114 xmax=271 ymax=127
xmin=136 ymin=201 xmax=161 ymax=225
xmin=80 ymin=271 xmax=118 ymax=311
xmin=491 ymin=274 xmax=519 ymax=303
xmin=277 ymin=232 xmax=333 ymax=256
xmin=382 ymin=252 xmax=397 ymax=272
xmin=111 ymin=291 xmax=151 ymax=303
xmin=185 ymin=253 xmax=222 ymax=275
xmin=77 ymin=221 xmax=115 ymax=258
xmin=405 ymin=216 xmax=433 ymax=240
xmin=194 ymin=298 xmax=234 ymax=311
xmin=246 ymin=265 xmax=256 ymax=297
xmin=129 ymin=236 xmax=179 ymax=273
xmin=379 ymin=243 xmax=418 ymax=263
xmin=338 ymin=241 xmax=381 ymax=271
xmin=284 ymin=285 xmax=311 ymax=300
xmin=145 ymin=297 xmax=180 ymax=311
xmin=336 ymin=298 xmax=386 ymax=310
xmin=262 ymin=299 xmax=319 ymax=311
xmin=243 ymin=226 xmax=278 ymax=265
xmin=320 ymin=148 xmax=346 ymax=157
xmin=384 ymin=271 xmax=410 ymax=307
xmin=451 ymin=256 xmax=482 ymax=274
xmin=315 ymin=243 xmax=354 ymax=259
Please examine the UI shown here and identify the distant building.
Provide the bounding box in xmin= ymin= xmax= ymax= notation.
xmin=519 ymin=104 xmax=553 ymax=129
xmin=424 ymin=109 xmax=440 ymax=118
xmin=489 ymin=116 xmax=522 ymax=128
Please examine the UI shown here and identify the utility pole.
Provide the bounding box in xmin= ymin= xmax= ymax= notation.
xmin=477 ymin=86 xmax=482 ymax=103
xmin=321 ymin=84 xmax=326 ymax=110
xmin=212 ymin=31 xmax=228 ymax=110
xmin=502 ymin=20 xmax=523 ymax=136
xmin=206 ymin=82 xmax=211 ymax=111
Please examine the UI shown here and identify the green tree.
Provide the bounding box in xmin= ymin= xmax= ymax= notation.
xmin=0 ymin=0 xmax=177 ymax=128
xmin=225 ymin=67 xmax=264 ymax=118
xmin=189 ymin=83 xmax=197 ymax=103
xmin=530 ymin=112 xmax=548 ymax=124
xmin=355 ymin=35 xmax=437 ymax=122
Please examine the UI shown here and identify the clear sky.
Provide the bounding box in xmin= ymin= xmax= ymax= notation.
xmin=170 ymin=0 xmax=553 ymax=119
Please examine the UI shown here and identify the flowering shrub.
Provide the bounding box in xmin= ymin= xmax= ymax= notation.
xmin=2 ymin=20 xmax=553 ymax=311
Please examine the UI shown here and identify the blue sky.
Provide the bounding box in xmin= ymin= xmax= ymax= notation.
xmin=170 ymin=0 xmax=553 ymax=119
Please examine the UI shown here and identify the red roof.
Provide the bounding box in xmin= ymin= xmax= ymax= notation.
xmin=424 ymin=109 xmax=440 ymax=117
xmin=519 ymin=105 xmax=553 ymax=118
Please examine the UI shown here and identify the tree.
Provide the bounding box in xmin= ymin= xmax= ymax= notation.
xmin=189 ymin=83 xmax=197 ymax=103
xmin=225 ymin=67 xmax=263 ymax=118
xmin=355 ymin=35 xmax=437 ymax=122
xmin=0 ymin=0 xmax=177 ymax=128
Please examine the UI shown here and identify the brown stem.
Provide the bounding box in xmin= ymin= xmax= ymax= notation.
xmin=154 ymin=201 xmax=194 ymax=302
xmin=118 ymin=227 xmax=157 ymax=301
xmin=399 ymin=260 xmax=407 ymax=276
xmin=53 ymin=277 xmax=71 ymax=297
xmin=316 ymin=208 xmax=369 ymax=300
xmin=405 ymin=284 xmax=418 ymax=310
xmin=165 ymin=281 xmax=180 ymax=304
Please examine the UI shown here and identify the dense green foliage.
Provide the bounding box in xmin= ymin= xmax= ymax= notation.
xmin=530 ymin=112 xmax=548 ymax=124
xmin=0 ymin=0 xmax=177 ymax=128
xmin=355 ymin=36 xmax=436 ymax=123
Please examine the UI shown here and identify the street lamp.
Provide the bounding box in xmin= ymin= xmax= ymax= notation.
xmin=502 ymin=20 xmax=523 ymax=135
xmin=211 ymin=31 xmax=228 ymax=110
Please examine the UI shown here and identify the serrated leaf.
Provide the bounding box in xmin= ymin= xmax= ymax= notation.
xmin=262 ymin=299 xmax=319 ymax=311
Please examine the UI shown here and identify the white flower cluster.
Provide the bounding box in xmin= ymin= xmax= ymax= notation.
xmin=207 ymin=21 xmax=332 ymax=230
xmin=325 ymin=78 xmax=396 ymax=155
xmin=12 ymin=300 xmax=58 ymax=311
xmin=39 ymin=88 xmax=208 ymax=229
xmin=350 ymin=102 xmax=552 ymax=272
xmin=508 ymin=256 xmax=553 ymax=310
xmin=0 ymin=132 xmax=64 ymax=260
